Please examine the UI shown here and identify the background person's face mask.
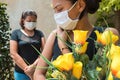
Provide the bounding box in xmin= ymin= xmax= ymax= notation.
xmin=54 ymin=2 xmax=78 ymax=30
xmin=24 ymin=21 xmax=36 ymax=30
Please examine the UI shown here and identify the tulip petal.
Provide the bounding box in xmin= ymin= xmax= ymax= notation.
xmin=73 ymin=30 xmax=88 ymax=44
xmin=52 ymin=53 xmax=74 ymax=71
xmin=72 ymin=61 xmax=83 ymax=79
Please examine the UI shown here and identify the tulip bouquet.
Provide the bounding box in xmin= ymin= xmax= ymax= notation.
xmin=44 ymin=28 xmax=120 ymax=80
xmin=32 ymin=28 xmax=119 ymax=80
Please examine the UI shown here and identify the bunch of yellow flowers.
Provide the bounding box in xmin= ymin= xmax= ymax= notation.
xmin=47 ymin=29 xmax=119 ymax=80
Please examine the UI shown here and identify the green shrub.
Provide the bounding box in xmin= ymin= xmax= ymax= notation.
xmin=0 ymin=2 xmax=14 ymax=80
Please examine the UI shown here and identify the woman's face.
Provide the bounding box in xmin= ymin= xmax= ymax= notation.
xmin=52 ymin=0 xmax=73 ymax=13
xmin=23 ymin=15 xmax=37 ymax=30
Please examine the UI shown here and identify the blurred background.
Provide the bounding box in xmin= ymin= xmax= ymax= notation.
xmin=0 ymin=0 xmax=57 ymax=38
xmin=1 ymin=0 xmax=119 ymax=37
xmin=0 ymin=0 xmax=120 ymax=37
xmin=0 ymin=0 xmax=99 ymax=38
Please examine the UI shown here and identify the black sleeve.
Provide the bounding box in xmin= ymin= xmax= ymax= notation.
xmin=36 ymin=30 xmax=45 ymax=38
xmin=10 ymin=30 xmax=18 ymax=41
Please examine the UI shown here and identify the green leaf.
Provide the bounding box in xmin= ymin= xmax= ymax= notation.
xmin=86 ymin=70 xmax=99 ymax=80
xmin=46 ymin=78 xmax=59 ymax=80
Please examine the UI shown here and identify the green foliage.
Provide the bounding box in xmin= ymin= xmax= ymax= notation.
xmin=99 ymin=0 xmax=120 ymax=12
xmin=0 ymin=2 xmax=14 ymax=80
xmin=95 ymin=11 xmax=114 ymax=27
xmin=95 ymin=0 xmax=120 ymax=28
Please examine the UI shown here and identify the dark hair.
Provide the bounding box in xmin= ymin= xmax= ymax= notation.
xmin=70 ymin=0 xmax=101 ymax=19
xmin=85 ymin=0 xmax=101 ymax=14
xmin=20 ymin=10 xmax=37 ymax=29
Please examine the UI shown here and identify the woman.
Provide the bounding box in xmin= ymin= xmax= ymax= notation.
xmin=10 ymin=10 xmax=45 ymax=80
xmin=34 ymin=0 xmax=119 ymax=79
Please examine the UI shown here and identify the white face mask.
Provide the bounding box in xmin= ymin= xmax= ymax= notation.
xmin=54 ymin=2 xmax=78 ymax=30
xmin=24 ymin=21 xmax=36 ymax=30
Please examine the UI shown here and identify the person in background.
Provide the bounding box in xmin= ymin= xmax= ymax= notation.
xmin=10 ymin=10 xmax=45 ymax=80
xmin=34 ymin=0 xmax=119 ymax=79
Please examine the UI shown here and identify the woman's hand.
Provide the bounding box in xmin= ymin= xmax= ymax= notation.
xmin=24 ymin=64 xmax=36 ymax=80
xmin=57 ymin=28 xmax=68 ymax=40
xmin=57 ymin=28 xmax=70 ymax=53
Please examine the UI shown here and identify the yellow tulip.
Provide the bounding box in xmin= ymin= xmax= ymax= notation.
xmin=109 ymin=44 xmax=120 ymax=78
xmin=101 ymin=31 xmax=118 ymax=45
xmin=72 ymin=61 xmax=83 ymax=79
xmin=75 ymin=42 xmax=88 ymax=54
xmin=52 ymin=55 xmax=63 ymax=70
xmin=116 ymin=71 xmax=120 ymax=78
xmin=52 ymin=53 xmax=74 ymax=71
xmin=95 ymin=30 xmax=119 ymax=45
xmin=111 ymin=55 xmax=120 ymax=77
xmin=95 ymin=30 xmax=102 ymax=43
xmin=73 ymin=30 xmax=88 ymax=45
xmin=108 ymin=44 xmax=120 ymax=60
xmin=108 ymin=71 xmax=113 ymax=80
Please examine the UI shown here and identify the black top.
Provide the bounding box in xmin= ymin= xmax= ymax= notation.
xmin=52 ymin=27 xmax=104 ymax=60
xmin=10 ymin=29 xmax=44 ymax=73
